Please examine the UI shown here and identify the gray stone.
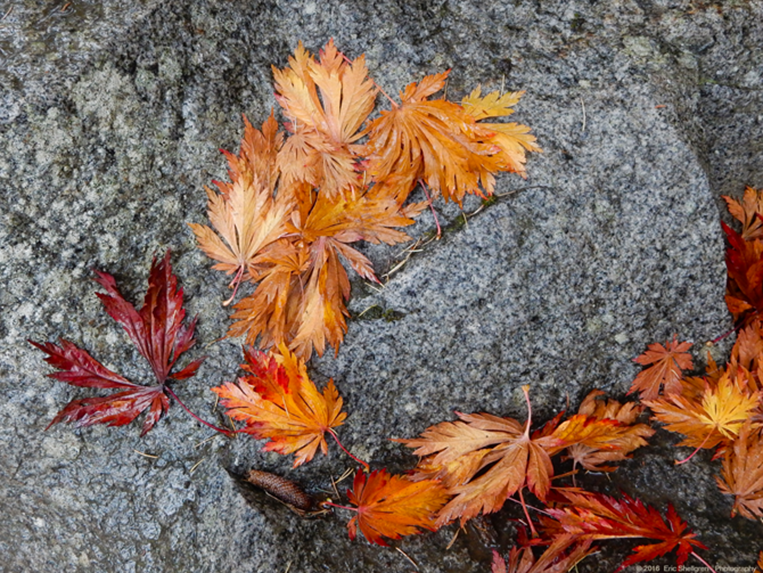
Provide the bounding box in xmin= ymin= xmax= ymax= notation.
xmin=1 ymin=1 xmax=762 ymax=572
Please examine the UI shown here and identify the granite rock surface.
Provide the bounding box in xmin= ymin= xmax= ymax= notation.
xmin=1 ymin=1 xmax=762 ymax=572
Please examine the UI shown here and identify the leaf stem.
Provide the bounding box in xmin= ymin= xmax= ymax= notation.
xmin=690 ymin=550 xmax=717 ymax=573
xmin=418 ymin=179 xmax=442 ymax=238
xmin=222 ymin=265 xmax=245 ymax=307
xmin=322 ymin=500 xmax=358 ymax=512
xmin=674 ymin=432 xmax=713 ymax=465
xmin=517 ymin=487 xmax=538 ymax=538
xmin=328 ymin=429 xmax=370 ymax=471
xmin=164 ymin=385 xmax=234 ymax=437
xmin=710 ymin=322 xmax=742 ymax=344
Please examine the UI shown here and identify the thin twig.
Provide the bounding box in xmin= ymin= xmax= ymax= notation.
xmin=1 ymin=6 xmax=12 ymax=21
xmin=395 ymin=547 xmax=419 ymax=571
xmin=580 ymin=97 xmax=586 ymax=133
xmin=133 ymin=449 xmax=159 ymax=459
xmin=335 ymin=467 xmax=354 ymax=484
xmin=445 ymin=528 xmax=460 ymax=550
xmin=357 ymin=305 xmax=380 ymax=318
xmin=189 ymin=458 xmax=206 ymax=474
xmin=194 ymin=434 xmax=219 ymax=448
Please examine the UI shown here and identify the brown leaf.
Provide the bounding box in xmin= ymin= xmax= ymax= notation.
xmin=629 ymin=336 xmax=693 ymax=400
xmin=716 ymin=422 xmax=763 ymax=519
xmin=723 ymin=186 xmax=763 ymax=241
xmin=398 ymin=386 xmax=554 ymax=527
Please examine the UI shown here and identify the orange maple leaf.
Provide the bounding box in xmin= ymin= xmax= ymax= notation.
xmin=341 ymin=469 xmax=449 ymax=546
xmin=555 ymin=391 xmax=654 ymax=472
xmin=757 ymin=550 xmax=763 ymax=573
xmin=644 ymin=371 xmax=761 ymax=451
xmin=629 ymin=336 xmax=693 ymax=400
xmin=272 ymin=40 xmax=376 ymax=197
xmin=211 ymin=344 xmax=347 ymax=467
xmin=723 ymin=186 xmax=763 ymax=241
xmin=365 ymin=72 xmax=539 ymax=205
xmin=491 ymin=538 xmax=593 ymax=573
xmin=399 ymin=386 xmax=555 ymax=527
xmin=227 ymin=182 xmax=416 ymax=358
xmin=188 ymin=114 xmax=291 ymax=302
xmin=716 ymin=422 xmax=763 ymax=519
xmin=461 ymin=86 xmax=542 ymax=178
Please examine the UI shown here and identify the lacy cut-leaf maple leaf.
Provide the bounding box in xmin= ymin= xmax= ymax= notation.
xmin=538 ymin=489 xmax=709 ymax=573
xmin=365 ymin=73 xmax=540 ymax=205
xmin=29 ymin=252 xmax=205 ymax=435
xmin=716 ymin=422 xmax=763 ymax=519
xmin=629 ymin=336 xmax=693 ymax=400
xmin=336 ymin=468 xmax=449 ymax=546
xmin=211 ymin=344 xmax=348 ymax=467
xmin=644 ymin=370 xmax=761 ymax=452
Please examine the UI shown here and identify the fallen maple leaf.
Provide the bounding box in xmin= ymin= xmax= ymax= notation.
xmin=227 ymin=181 xmax=417 ymax=358
xmin=188 ymin=114 xmax=292 ymax=304
xmin=724 ymin=186 xmax=763 ymax=241
xmin=211 ymin=344 xmax=349 ymax=467
xmin=757 ymin=550 xmax=763 ymax=573
xmin=461 ymin=86 xmax=542 ymax=178
xmin=716 ymin=422 xmax=763 ymax=519
xmin=337 ymin=468 xmax=449 ymax=546
xmin=629 ymin=336 xmax=693 ymax=400
xmin=557 ymin=391 xmax=654 ymax=472
xmin=723 ymin=221 xmax=763 ymax=324
xmin=399 ymin=386 xmax=556 ymax=527
xmin=491 ymin=538 xmax=594 ymax=573
xmin=644 ymin=371 xmax=761 ymax=452
xmin=539 ymin=489 xmax=708 ymax=573
xmin=29 ymin=252 xmax=206 ymax=435
xmin=272 ymin=39 xmax=376 ymax=197
xmin=365 ymin=72 xmax=540 ymax=205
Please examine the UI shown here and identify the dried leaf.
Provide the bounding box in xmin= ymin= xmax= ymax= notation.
xmin=211 ymin=344 xmax=346 ymax=467
xmin=491 ymin=538 xmax=594 ymax=573
xmin=723 ymin=186 xmax=763 ymax=241
xmin=723 ymin=221 xmax=763 ymax=323
xmin=540 ymin=489 xmax=707 ymax=573
xmin=272 ymin=40 xmax=376 ymax=197
xmin=366 ymin=73 xmax=539 ymax=204
xmin=645 ymin=371 xmax=761 ymax=451
xmin=345 ymin=469 xmax=449 ymax=546
xmin=629 ymin=336 xmax=693 ymax=400
xmin=716 ymin=422 xmax=763 ymax=519
xmin=555 ymin=391 xmax=654 ymax=472
xmin=30 ymin=252 xmax=203 ymax=435
xmin=399 ymin=386 xmax=554 ymax=527
xmin=188 ymin=114 xmax=291 ymax=296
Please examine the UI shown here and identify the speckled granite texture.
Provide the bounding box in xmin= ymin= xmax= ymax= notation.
xmin=1 ymin=1 xmax=762 ymax=572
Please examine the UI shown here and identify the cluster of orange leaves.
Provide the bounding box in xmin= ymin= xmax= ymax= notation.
xmin=628 ymin=187 xmax=763 ymax=522
xmin=214 ymin=189 xmax=763 ymax=571
xmin=215 ymin=341 xmax=716 ymax=570
xmin=189 ymin=40 xmax=540 ymax=360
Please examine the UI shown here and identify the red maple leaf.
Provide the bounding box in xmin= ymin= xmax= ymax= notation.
xmin=29 ymin=252 xmax=206 ymax=435
xmin=538 ymin=489 xmax=708 ymax=573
